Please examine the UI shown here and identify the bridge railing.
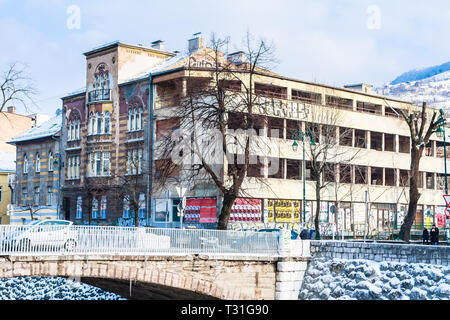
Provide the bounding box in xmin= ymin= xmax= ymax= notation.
xmin=0 ymin=225 xmax=280 ymax=257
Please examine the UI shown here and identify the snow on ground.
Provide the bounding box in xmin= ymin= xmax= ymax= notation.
xmin=299 ymin=258 xmax=450 ymax=300
xmin=0 ymin=277 xmax=125 ymax=300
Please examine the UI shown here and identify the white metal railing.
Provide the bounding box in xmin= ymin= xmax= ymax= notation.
xmin=0 ymin=225 xmax=280 ymax=257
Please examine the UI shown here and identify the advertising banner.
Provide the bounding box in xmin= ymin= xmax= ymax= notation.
xmin=230 ymin=198 xmax=262 ymax=223
xmin=184 ymin=198 xmax=217 ymax=224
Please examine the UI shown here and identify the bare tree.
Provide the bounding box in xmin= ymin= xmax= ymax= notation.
xmin=1 ymin=62 xmax=37 ymax=113
xmin=398 ymin=102 xmax=443 ymax=242
xmin=154 ymin=32 xmax=280 ymax=230
xmin=302 ymin=107 xmax=360 ymax=239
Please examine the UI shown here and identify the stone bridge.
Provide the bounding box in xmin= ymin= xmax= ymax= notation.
xmin=0 ymin=251 xmax=310 ymax=300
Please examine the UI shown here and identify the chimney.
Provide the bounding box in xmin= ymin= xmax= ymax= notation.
xmin=227 ymin=51 xmax=247 ymax=65
xmin=7 ymin=106 xmax=16 ymax=114
xmin=151 ymin=40 xmax=164 ymax=51
xmin=344 ymin=83 xmax=374 ymax=94
xmin=188 ymin=32 xmax=204 ymax=53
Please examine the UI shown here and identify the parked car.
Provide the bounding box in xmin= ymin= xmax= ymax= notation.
xmin=2 ymin=220 xmax=78 ymax=252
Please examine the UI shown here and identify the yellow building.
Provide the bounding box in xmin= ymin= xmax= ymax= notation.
xmin=0 ymin=107 xmax=33 ymax=224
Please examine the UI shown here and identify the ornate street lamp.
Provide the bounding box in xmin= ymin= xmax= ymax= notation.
xmin=435 ymin=109 xmax=448 ymax=195
xmin=291 ymin=130 xmax=316 ymax=228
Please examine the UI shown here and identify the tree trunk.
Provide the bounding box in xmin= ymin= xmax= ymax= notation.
xmin=314 ymin=179 xmax=321 ymax=240
xmin=400 ymin=152 xmax=421 ymax=242
xmin=217 ymin=194 xmax=236 ymax=230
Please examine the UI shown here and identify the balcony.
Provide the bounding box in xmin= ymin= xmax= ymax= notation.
xmin=88 ymin=89 xmax=111 ymax=104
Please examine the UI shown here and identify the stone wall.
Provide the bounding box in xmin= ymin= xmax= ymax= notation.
xmin=310 ymin=241 xmax=450 ymax=266
xmin=0 ymin=254 xmax=278 ymax=300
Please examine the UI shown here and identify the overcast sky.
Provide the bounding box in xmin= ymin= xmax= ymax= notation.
xmin=1 ymin=0 xmax=450 ymax=115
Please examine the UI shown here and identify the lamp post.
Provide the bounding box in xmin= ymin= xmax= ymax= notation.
xmin=291 ymin=130 xmax=316 ymax=228
xmin=435 ymin=109 xmax=447 ymax=194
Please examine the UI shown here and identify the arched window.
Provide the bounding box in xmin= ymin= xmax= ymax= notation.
xmin=23 ymin=154 xmax=28 ymax=174
xmin=139 ymin=108 xmax=144 ymax=130
xmin=76 ymin=119 xmax=80 ymax=140
xmin=128 ymin=109 xmax=132 ymax=131
xmin=104 ymin=111 xmax=110 ymax=134
xmin=35 ymin=153 xmax=40 ymax=173
xmin=96 ymin=112 xmax=102 ymax=134
xmin=130 ymin=109 xmax=135 ymax=131
xmin=135 ymin=108 xmax=140 ymax=131
xmin=48 ymin=151 xmax=54 ymax=172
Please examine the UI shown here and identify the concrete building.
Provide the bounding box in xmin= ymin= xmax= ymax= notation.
xmin=8 ymin=114 xmax=62 ymax=225
xmin=60 ymin=34 xmax=450 ymax=235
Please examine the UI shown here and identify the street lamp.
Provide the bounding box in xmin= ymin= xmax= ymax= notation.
xmin=435 ymin=109 xmax=447 ymax=195
xmin=291 ymin=130 xmax=316 ymax=228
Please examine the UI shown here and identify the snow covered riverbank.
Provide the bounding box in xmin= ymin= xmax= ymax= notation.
xmin=0 ymin=277 xmax=125 ymax=300
xmin=300 ymin=258 xmax=450 ymax=300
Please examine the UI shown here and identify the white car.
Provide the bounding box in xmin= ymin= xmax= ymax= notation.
xmin=5 ymin=220 xmax=78 ymax=252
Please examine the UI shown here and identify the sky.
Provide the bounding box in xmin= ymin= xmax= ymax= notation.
xmin=1 ymin=0 xmax=450 ymax=116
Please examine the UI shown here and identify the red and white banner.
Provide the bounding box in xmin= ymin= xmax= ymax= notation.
xmin=229 ymin=198 xmax=262 ymax=223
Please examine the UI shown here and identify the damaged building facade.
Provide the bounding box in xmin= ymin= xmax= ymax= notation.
xmin=60 ymin=34 xmax=449 ymax=236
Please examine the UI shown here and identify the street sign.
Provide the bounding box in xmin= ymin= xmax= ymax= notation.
xmin=443 ymin=195 xmax=450 ymax=218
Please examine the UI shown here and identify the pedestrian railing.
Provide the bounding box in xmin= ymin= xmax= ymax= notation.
xmin=0 ymin=225 xmax=280 ymax=257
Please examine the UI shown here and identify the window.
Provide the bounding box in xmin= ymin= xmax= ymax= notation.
xmin=339 ymin=127 xmax=353 ymax=147
xmin=67 ymin=157 xmax=72 ymax=179
xmin=76 ymin=196 xmax=83 ymax=219
xmin=399 ymin=136 xmax=410 ymax=153
xmin=90 ymin=153 xmax=94 ymax=176
xmin=34 ymin=187 xmax=40 ymax=206
xmin=286 ymin=159 xmax=301 ymax=180
xmin=385 ymin=168 xmax=396 ymax=186
xmin=339 ymin=164 xmax=352 ymax=183
xmin=426 ymin=173 xmax=435 ymax=190
xmin=22 ymin=188 xmax=27 ymax=206
xmin=104 ymin=111 xmax=110 ymax=134
xmin=48 ymin=151 xmax=54 ymax=172
xmin=384 ymin=134 xmax=395 ymax=152
xmin=371 ymin=167 xmax=383 ymax=185
xmin=75 ymin=156 xmax=80 ymax=178
xmin=47 ymin=187 xmax=53 ymax=206
xmin=130 ymin=109 xmax=135 ymax=131
xmin=248 ymin=157 xmax=265 ymax=178
xmin=92 ymin=198 xmax=99 ymax=219
xmin=0 ymin=186 xmax=2 ymax=203
xmin=138 ymin=149 xmax=143 ymax=174
xmin=326 ymin=95 xmax=353 ymax=110
xmin=292 ymin=89 xmax=322 ymax=105
xmin=139 ymin=108 xmax=144 ymax=130
xmin=76 ymin=119 xmax=80 ymax=140
xmin=355 ymin=166 xmax=367 ymax=184
xmin=23 ymin=154 xmax=28 ymax=174
xmin=370 ymin=132 xmax=383 ymax=151
xmin=95 ymin=152 xmax=101 ymax=176
xmin=35 ymin=153 xmax=41 ymax=173
xmin=96 ymin=112 xmax=102 ymax=134
xmin=255 ymin=83 xmax=287 ymax=99
xmin=286 ymin=120 xmax=302 ymax=140
xmin=268 ymin=158 xmax=284 ymax=179
xmin=268 ymin=117 xmax=284 ymax=139
xmin=100 ymin=196 xmax=107 ymax=219
xmin=89 ymin=112 xmax=94 ymax=135
xmin=102 ymin=152 xmax=111 ymax=176
xmin=128 ymin=109 xmax=133 ymax=132
xmin=135 ymin=109 xmax=140 ymax=131
xmin=355 ymin=130 xmax=366 ymax=148
xmin=357 ymin=101 xmax=382 ymax=115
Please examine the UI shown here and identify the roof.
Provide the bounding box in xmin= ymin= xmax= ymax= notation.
xmin=83 ymin=41 xmax=176 ymax=57
xmin=9 ymin=115 xmax=61 ymax=144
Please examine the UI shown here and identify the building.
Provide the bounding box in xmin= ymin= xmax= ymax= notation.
xmin=0 ymin=106 xmax=34 ymax=224
xmin=8 ymin=114 xmax=62 ymax=225
xmin=61 ymin=34 xmax=450 ymax=235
